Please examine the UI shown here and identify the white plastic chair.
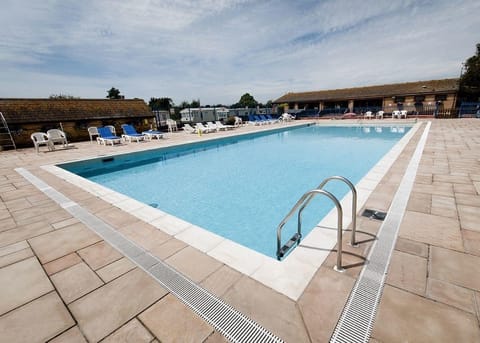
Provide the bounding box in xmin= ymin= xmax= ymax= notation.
xmin=376 ymin=111 xmax=384 ymax=119
xmin=87 ymin=127 xmax=98 ymax=143
xmin=400 ymin=110 xmax=407 ymax=119
xmin=364 ymin=111 xmax=373 ymax=119
xmin=31 ymin=132 xmax=54 ymax=153
xmin=46 ymin=129 xmax=67 ymax=147
xmin=392 ymin=110 xmax=400 ymax=119
xmin=167 ymin=119 xmax=178 ymax=132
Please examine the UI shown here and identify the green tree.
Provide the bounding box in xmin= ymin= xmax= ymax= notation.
xmin=237 ymin=93 xmax=257 ymax=108
xmin=459 ymin=43 xmax=480 ymax=102
xmin=190 ymin=99 xmax=200 ymax=108
xmin=106 ymin=87 xmax=123 ymax=99
xmin=149 ymin=97 xmax=173 ymax=111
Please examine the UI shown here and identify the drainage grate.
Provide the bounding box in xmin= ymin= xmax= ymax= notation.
xmin=16 ymin=168 xmax=284 ymax=343
xmin=330 ymin=122 xmax=431 ymax=343
xmin=361 ymin=209 xmax=387 ymax=221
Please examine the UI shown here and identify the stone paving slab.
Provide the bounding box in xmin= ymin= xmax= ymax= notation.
xmin=372 ymin=285 xmax=480 ymax=342
xmin=430 ymin=246 xmax=480 ymax=291
xmin=49 ymin=326 xmax=88 ymax=343
xmin=28 ymin=222 xmax=101 ymax=264
xmin=399 ymin=210 xmax=464 ymax=251
xmin=69 ymin=268 xmax=168 ymax=342
xmin=139 ymin=294 xmax=214 ymax=342
xmin=77 ymin=240 xmax=123 ymax=270
xmin=96 ymin=257 xmax=136 ymax=283
xmin=0 ymin=292 xmax=75 ymax=343
xmin=102 ymin=318 xmax=154 ymax=343
xmin=51 ymin=262 xmax=104 ymax=304
xmin=0 ymin=256 xmax=54 ymax=314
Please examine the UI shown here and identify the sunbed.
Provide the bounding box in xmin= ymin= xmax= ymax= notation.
xmin=121 ymin=124 xmax=145 ymax=142
xmin=97 ymin=127 xmax=122 ymax=146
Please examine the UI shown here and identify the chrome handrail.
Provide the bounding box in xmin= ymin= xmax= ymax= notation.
xmin=298 ymin=176 xmax=357 ymax=246
xmin=276 ymin=189 xmax=345 ymax=271
xmin=276 ymin=175 xmax=359 ymax=272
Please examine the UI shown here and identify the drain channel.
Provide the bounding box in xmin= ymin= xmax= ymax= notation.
xmin=330 ymin=121 xmax=431 ymax=343
xmin=16 ymin=168 xmax=284 ymax=343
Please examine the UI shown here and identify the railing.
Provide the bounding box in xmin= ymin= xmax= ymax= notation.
xmin=276 ymin=176 xmax=358 ymax=272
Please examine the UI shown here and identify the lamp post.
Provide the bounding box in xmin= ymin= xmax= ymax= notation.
xmin=454 ymin=63 xmax=465 ymax=118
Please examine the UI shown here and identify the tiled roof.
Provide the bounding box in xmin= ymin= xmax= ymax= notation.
xmin=0 ymin=99 xmax=153 ymax=124
xmin=273 ymin=78 xmax=459 ymax=103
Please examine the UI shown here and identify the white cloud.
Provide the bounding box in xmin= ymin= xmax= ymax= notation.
xmin=0 ymin=0 xmax=479 ymax=104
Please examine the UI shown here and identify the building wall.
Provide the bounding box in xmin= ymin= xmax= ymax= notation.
xmin=9 ymin=117 xmax=155 ymax=148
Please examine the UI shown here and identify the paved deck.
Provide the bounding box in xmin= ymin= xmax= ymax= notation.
xmin=0 ymin=119 xmax=479 ymax=342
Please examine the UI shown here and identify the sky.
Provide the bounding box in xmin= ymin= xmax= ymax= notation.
xmin=1 ymin=0 xmax=479 ymax=106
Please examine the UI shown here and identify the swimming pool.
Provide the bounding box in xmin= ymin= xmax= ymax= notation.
xmin=60 ymin=124 xmax=411 ymax=258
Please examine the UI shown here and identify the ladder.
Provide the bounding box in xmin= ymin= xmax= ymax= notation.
xmin=0 ymin=112 xmax=16 ymax=150
xmin=276 ymin=176 xmax=358 ymax=272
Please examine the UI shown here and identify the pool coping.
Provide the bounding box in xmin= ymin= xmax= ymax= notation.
xmin=41 ymin=121 xmax=422 ymax=300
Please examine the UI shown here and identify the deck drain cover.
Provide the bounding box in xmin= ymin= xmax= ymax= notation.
xmin=362 ymin=209 xmax=387 ymax=221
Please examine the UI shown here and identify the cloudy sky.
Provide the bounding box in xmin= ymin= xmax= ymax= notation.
xmin=1 ymin=0 xmax=479 ymax=105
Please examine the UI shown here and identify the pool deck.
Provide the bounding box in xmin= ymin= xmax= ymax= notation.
xmin=1 ymin=119 xmax=479 ymax=342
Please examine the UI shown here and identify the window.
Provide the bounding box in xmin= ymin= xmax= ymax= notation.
xmin=414 ymin=95 xmax=425 ymax=102
xmin=394 ymin=96 xmax=405 ymax=103
xmin=435 ymin=94 xmax=447 ymax=101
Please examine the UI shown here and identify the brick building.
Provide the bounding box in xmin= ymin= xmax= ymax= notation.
xmin=0 ymin=99 xmax=154 ymax=147
xmin=273 ymin=78 xmax=459 ymax=117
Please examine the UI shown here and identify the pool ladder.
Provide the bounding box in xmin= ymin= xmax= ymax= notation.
xmin=276 ymin=176 xmax=358 ymax=272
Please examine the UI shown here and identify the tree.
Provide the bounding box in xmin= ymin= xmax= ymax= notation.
xmin=149 ymin=97 xmax=173 ymax=111
xmin=236 ymin=93 xmax=257 ymax=108
xmin=180 ymin=100 xmax=190 ymax=110
xmin=106 ymin=87 xmax=123 ymax=99
xmin=459 ymin=43 xmax=480 ymax=102
xmin=190 ymin=99 xmax=200 ymax=108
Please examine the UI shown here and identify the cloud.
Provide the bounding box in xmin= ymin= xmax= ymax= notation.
xmin=0 ymin=0 xmax=479 ymax=105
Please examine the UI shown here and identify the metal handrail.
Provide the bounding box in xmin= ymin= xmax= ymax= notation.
xmin=276 ymin=189 xmax=345 ymax=271
xmin=298 ymin=176 xmax=357 ymax=247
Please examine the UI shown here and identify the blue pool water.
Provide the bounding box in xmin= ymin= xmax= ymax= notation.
xmin=61 ymin=124 xmax=410 ymax=257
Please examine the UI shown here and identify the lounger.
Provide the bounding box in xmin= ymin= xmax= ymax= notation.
xmin=266 ymin=115 xmax=279 ymax=123
xmin=121 ymin=124 xmax=145 ymax=142
xmin=105 ymin=125 xmax=116 ymax=136
xmin=206 ymin=122 xmax=219 ymax=132
xmin=259 ymin=115 xmax=274 ymax=124
xmin=31 ymin=132 xmax=54 ymax=153
xmin=46 ymin=129 xmax=68 ymax=147
xmin=141 ymin=129 xmax=163 ymax=140
xmin=183 ymin=123 xmax=196 ymax=134
xmin=248 ymin=115 xmax=264 ymax=125
xmin=97 ymin=127 xmax=122 ymax=146
xmin=215 ymin=121 xmax=234 ymax=130
xmin=195 ymin=123 xmax=211 ymax=133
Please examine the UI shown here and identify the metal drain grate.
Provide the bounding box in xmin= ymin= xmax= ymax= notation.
xmin=361 ymin=209 xmax=387 ymax=221
xmin=16 ymin=168 xmax=284 ymax=343
xmin=330 ymin=122 xmax=431 ymax=343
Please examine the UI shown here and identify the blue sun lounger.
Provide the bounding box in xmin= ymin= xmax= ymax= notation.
xmin=121 ymin=124 xmax=146 ymax=142
xmin=97 ymin=127 xmax=122 ymax=146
